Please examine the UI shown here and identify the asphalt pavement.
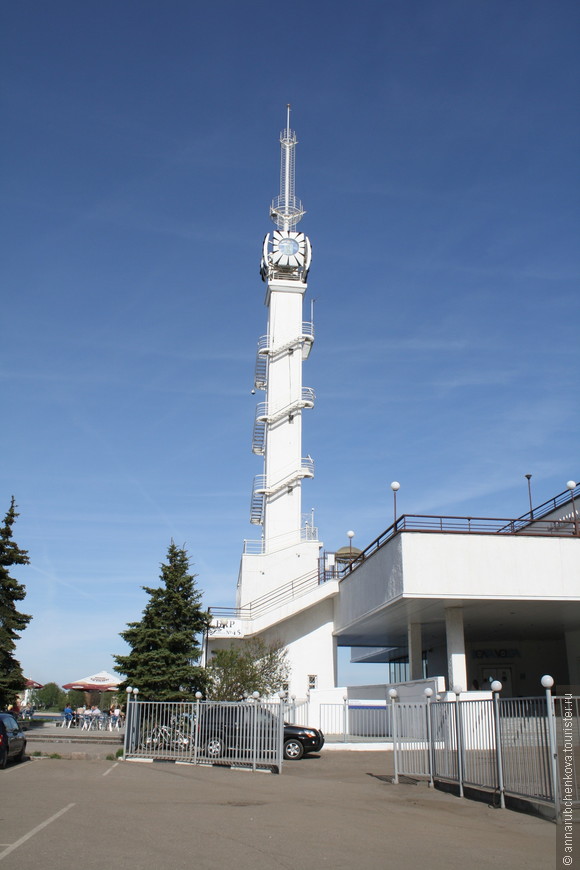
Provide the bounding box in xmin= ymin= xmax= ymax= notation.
xmin=0 ymin=750 xmax=554 ymax=869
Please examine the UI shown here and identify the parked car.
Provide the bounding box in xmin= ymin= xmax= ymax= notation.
xmin=0 ymin=712 xmax=27 ymax=769
xmin=198 ymin=704 xmax=324 ymax=761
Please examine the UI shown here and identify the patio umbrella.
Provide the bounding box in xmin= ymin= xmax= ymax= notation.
xmin=62 ymin=670 xmax=121 ymax=691
xmin=25 ymin=679 xmax=44 ymax=689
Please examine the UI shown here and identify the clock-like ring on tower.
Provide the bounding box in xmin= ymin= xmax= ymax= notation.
xmin=270 ymin=230 xmax=307 ymax=268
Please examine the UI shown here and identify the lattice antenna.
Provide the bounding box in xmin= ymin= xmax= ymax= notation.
xmin=270 ymin=104 xmax=305 ymax=230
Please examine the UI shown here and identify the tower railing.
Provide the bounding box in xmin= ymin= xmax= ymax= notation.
xmin=256 ymin=388 xmax=315 ymax=425
xmin=257 ymin=322 xmax=314 ymax=358
xmin=242 ymin=522 xmax=319 ymax=555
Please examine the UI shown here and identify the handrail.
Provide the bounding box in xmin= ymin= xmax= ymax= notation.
xmin=209 ymin=564 xmax=339 ymax=625
xmin=340 ymin=512 xmax=580 ymax=577
xmin=513 ymin=479 xmax=579 ymax=523
xmin=257 ymin=322 xmax=314 ymax=356
xmin=256 ymin=388 xmax=315 ymax=424
xmin=251 ymin=458 xmax=315 ymax=499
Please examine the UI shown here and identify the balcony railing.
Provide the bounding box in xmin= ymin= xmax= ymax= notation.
xmin=340 ymin=512 xmax=580 ymax=577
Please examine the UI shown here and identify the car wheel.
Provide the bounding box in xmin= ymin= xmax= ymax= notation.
xmin=204 ymin=736 xmax=224 ymax=759
xmin=0 ymin=750 xmax=7 ymax=770
xmin=283 ymin=739 xmax=304 ymax=760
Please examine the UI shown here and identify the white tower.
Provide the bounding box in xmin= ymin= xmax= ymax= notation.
xmin=237 ymin=106 xmax=321 ymax=608
xmin=209 ymin=109 xmax=339 ymax=699
xmin=250 ymin=106 xmax=315 ymax=559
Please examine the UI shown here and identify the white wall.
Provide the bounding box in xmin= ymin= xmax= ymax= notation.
xmin=402 ymin=533 xmax=578 ymax=599
xmin=260 ymin=597 xmax=337 ymax=699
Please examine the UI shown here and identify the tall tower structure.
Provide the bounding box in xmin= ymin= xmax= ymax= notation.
xmin=252 ymin=107 xmax=314 ymax=553
xmin=209 ymin=109 xmax=339 ymax=699
xmin=236 ymin=106 xmax=322 ymax=608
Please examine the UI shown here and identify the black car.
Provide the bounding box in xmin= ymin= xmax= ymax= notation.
xmin=0 ymin=712 xmax=27 ymax=769
xmin=281 ymin=721 xmax=324 ymax=759
xmin=197 ymin=704 xmax=324 ymax=761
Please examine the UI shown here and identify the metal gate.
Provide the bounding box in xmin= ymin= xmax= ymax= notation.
xmin=124 ymin=698 xmax=284 ymax=772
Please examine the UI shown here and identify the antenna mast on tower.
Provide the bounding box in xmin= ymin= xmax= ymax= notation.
xmin=270 ymin=104 xmax=305 ymax=231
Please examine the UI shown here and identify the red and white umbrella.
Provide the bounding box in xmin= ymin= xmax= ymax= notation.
xmin=62 ymin=670 xmax=121 ymax=691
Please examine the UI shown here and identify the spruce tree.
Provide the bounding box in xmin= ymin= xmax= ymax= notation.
xmin=114 ymin=541 xmax=210 ymax=701
xmin=0 ymin=497 xmax=32 ymax=708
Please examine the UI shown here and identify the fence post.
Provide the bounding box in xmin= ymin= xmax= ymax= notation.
xmin=277 ymin=692 xmax=285 ymax=773
xmin=123 ymin=686 xmax=133 ymax=759
xmin=343 ymin=696 xmax=348 ymax=743
xmin=424 ymin=688 xmax=434 ymax=788
xmin=251 ymin=691 xmax=260 ymax=772
xmin=389 ymin=689 xmax=399 ymax=784
xmin=194 ymin=691 xmax=202 ymax=764
xmin=453 ymin=687 xmax=464 ymax=798
xmin=491 ymin=681 xmax=505 ymax=809
xmin=541 ymin=675 xmax=560 ymax=820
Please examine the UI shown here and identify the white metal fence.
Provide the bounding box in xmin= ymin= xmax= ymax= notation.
xmin=124 ymin=699 xmax=284 ymax=772
xmin=389 ymin=690 xmax=578 ymax=819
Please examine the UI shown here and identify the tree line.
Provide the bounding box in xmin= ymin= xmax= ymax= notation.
xmin=0 ymin=500 xmax=288 ymax=709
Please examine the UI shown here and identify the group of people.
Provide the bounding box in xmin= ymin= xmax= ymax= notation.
xmin=62 ymin=703 xmax=123 ymax=730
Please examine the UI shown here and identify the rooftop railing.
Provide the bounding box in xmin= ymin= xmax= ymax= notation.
xmin=340 ymin=509 xmax=579 ymax=577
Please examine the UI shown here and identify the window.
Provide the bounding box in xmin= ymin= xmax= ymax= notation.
xmin=308 ymin=675 xmax=317 ymax=691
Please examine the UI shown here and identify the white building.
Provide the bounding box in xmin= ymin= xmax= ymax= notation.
xmin=336 ymin=485 xmax=580 ymax=697
xmin=206 ymin=112 xmax=580 ymax=700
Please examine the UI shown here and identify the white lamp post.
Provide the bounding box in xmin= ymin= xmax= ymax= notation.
xmin=566 ymin=481 xmax=579 ymax=536
xmin=347 ymin=530 xmax=355 ymax=556
xmin=490 ymin=680 xmax=505 ymax=808
xmin=390 ymin=481 xmax=400 ymax=527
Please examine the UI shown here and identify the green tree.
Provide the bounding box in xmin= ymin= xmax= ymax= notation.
xmin=114 ymin=541 xmax=210 ymax=701
xmin=37 ymin=682 xmax=67 ymax=710
xmin=0 ymin=498 xmax=32 ymax=709
xmin=207 ymin=638 xmax=289 ymax=701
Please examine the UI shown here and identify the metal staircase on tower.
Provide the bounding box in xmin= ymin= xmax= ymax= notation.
xmin=253 ymin=324 xmax=314 ymax=391
xmin=255 ymin=388 xmax=315 ymax=425
xmin=249 ymin=458 xmax=315 ymax=524
xmin=258 ymin=322 xmax=314 ymax=360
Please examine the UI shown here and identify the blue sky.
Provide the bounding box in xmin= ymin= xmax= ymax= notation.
xmin=2 ymin=1 xmax=579 ymax=687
